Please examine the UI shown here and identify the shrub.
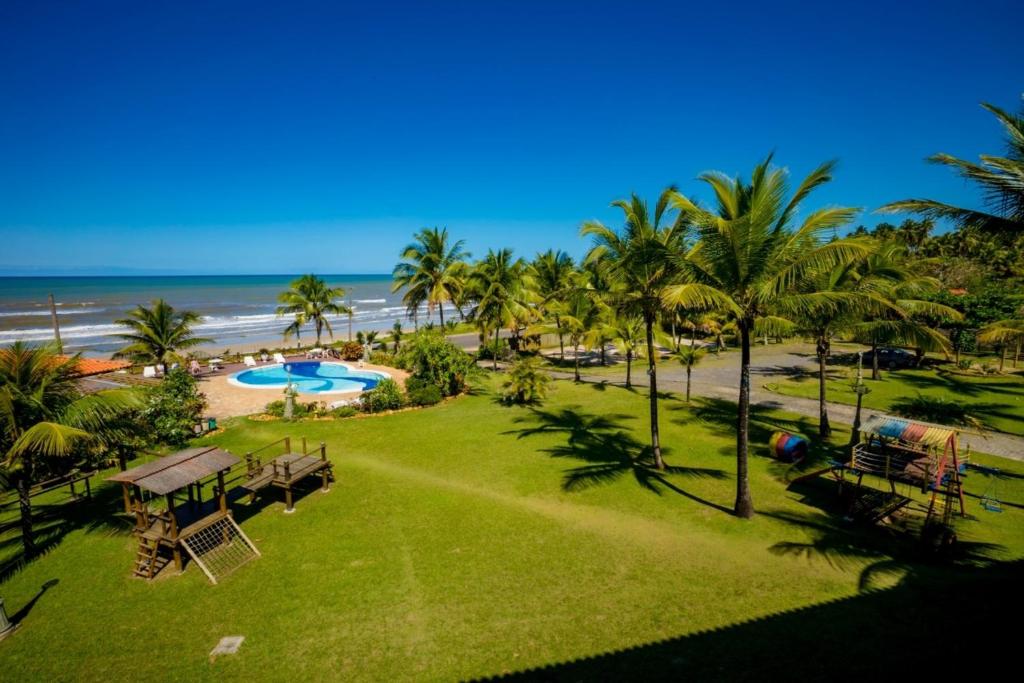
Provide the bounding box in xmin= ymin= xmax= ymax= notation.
xmin=370 ymin=350 xmax=396 ymax=366
xmin=142 ymin=369 xmax=208 ymax=445
xmin=330 ymin=405 xmax=358 ymax=418
xmin=501 ymin=357 xmax=551 ymax=404
xmin=395 ymin=330 xmax=475 ymax=396
xmin=476 ymin=337 xmax=512 ymax=361
xmin=407 ymin=381 xmax=443 ymax=406
xmin=338 ymin=341 xmax=364 ymax=361
xmin=362 ymin=378 xmax=405 ymax=413
xmin=263 ymin=399 xmax=312 ymax=418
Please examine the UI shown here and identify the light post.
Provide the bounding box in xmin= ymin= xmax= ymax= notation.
xmin=849 ymin=351 xmax=871 ymax=453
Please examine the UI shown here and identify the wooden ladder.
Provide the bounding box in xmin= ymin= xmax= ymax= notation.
xmin=133 ymin=538 xmax=162 ymax=579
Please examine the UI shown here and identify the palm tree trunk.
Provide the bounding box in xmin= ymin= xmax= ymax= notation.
xmin=17 ymin=475 xmax=35 ymax=557
xmin=644 ymin=312 xmax=664 ymax=471
xmin=600 ymin=343 xmax=606 ymax=366
xmin=556 ymin=315 xmax=565 ymax=362
xmin=817 ymin=336 xmax=831 ymax=438
xmin=625 ymin=350 xmax=632 ymax=388
xmin=999 ymin=345 xmax=1006 ymax=373
xmin=574 ymin=341 xmax=580 ymax=382
xmin=735 ymin=320 xmax=754 ymax=518
xmin=871 ymin=340 xmax=880 ymax=381
xmin=671 ymin=320 xmax=678 ymax=352
xmin=439 ymin=301 xmax=445 ymax=329
xmin=1015 ymin=339 xmax=1020 ymax=369
xmin=493 ymin=328 xmax=498 ymax=371
xmin=686 ymin=365 xmax=692 ymax=403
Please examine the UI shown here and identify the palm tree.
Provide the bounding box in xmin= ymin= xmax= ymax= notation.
xmin=675 ymin=345 xmax=705 ymax=403
xmin=532 ymin=249 xmax=576 ymax=361
xmin=392 ymin=227 xmax=470 ymax=328
xmin=609 ymin=314 xmax=645 ymax=388
xmin=581 ymin=191 xmax=691 ymax=471
xmin=1 ymin=343 xmax=141 ymax=556
xmin=880 ymin=103 xmax=1023 ymax=234
xmin=977 ymin=318 xmax=1024 ymax=372
xmin=276 ymin=274 xmax=351 ymax=347
xmin=365 ymin=330 xmax=379 ymax=351
xmin=392 ymin=320 xmax=403 ymax=352
xmin=113 ymin=299 xmax=213 ymax=370
xmin=467 ymin=248 xmax=531 ymax=370
xmin=667 ymin=157 xmax=868 ymax=517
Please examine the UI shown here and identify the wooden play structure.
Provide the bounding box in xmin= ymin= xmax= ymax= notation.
xmin=790 ymin=414 xmax=968 ymax=527
xmin=240 ymin=437 xmax=333 ymax=513
xmin=109 ymin=446 xmax=260 ymax=583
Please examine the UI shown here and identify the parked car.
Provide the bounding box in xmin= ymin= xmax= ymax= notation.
xmin=862 ymin=347 xmax=918 ymax=369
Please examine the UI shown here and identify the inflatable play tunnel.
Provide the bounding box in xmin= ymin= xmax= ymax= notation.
xmin=769 ymin=431 xmax=808 ymax=463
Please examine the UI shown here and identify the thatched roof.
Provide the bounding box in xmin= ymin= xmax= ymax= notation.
xmin=108 ymin=447 xmax=239 ymax=495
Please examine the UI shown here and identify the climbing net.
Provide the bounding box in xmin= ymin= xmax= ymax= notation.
xmin=180 ymin=516 xmax=260 ymax=584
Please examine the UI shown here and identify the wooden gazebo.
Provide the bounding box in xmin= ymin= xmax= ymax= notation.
xmin=109 ymin=446 xmax=259 ymax=582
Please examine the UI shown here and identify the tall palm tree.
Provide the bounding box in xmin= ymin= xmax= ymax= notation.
xmin=609 ymin=314 xmax=645 ymax=388
xmin=1 ymin=343 xmax=141 ymax=556
xmin=467 ymin=248 xmax=531 ymax=370
xmin=880 ymin=103 xmax=1024 ymax=234
xmin=674 ymin=345 xmax=705 ymax=403
xmin=113 ymin=299 xmax=213 ymax=370
xmin=392 ymin=320 xmax=403 ymax=352
xmin=667 ymin=157 xmax=868 ymax=517
xmin=276 ymin=274 xmax=351 ymax=347
xmin=581 ymin=190 xmax=690 ymax=471
xmin=392 ymin=227 xmax=470 ymax=328
xmin=532 ymin=249 xmax=576 ymax=361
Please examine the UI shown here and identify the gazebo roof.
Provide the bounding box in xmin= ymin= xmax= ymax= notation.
xmin=108 ymin=447 xmax=239 ymax=495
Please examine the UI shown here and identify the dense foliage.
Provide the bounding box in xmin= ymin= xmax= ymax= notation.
xmin=405 ymin=376 xmax=443 ymax=406
xmin=395 ymin=330 xmax=475 ymax=396
xmin=142 ymin=369 xmax=207 ymax=446
xmin=501 ymin=357 xmax=551 ymax=405
xmin=362 ymin=378 xmax=405 ymax=413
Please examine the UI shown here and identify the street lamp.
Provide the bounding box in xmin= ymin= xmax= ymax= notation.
xmin=848 ymin=351 xmax=871 ymax=453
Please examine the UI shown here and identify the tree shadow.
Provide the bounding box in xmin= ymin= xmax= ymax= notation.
xmin=8 ymin=578 xmax=59 ymax=625
xmin=759 ymin=508 xmax=1004 ymax=592
xmin=506 ymin=406 xmax=730 ymax=513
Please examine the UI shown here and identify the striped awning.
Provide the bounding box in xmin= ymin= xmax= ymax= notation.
xmin=860 ymin=415 xmax=956 ymax=448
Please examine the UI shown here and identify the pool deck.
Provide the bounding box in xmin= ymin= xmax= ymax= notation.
xmin=198 ymin=355 xmax=408 ymax=418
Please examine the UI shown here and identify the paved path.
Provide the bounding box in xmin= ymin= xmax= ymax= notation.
xmin=544 ymin=344 xmax=1024 ymax=462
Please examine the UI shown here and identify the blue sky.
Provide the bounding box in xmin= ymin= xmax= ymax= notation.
xmin=0 ymin=0 xmax=1021 ymax=275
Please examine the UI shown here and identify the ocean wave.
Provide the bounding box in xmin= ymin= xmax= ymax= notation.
xmin=354 ymin=298 xmax=386 ymax=304
xmin=0 ymin=307 xmax=105 ymax=317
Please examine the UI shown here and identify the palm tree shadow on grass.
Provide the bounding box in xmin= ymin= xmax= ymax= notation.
xmin=760 ymin=508 xmax=1005 ymax=592
xmin=506 ymin=406 xmax=731 ymax=513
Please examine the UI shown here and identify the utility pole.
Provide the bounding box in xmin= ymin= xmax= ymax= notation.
xmin=48 ymin=293 xmax=63 ymax=354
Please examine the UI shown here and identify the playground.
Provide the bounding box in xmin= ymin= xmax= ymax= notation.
xmin=0 ymin=377 xmax=1021 ymax=680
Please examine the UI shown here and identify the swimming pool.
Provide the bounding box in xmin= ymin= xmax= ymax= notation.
xmin=228 ymin=361 xmax=389 ymax=395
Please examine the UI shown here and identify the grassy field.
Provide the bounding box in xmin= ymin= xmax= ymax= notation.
xmin=767 ymin=365 xmax=1024 ymax=436
xmin=1 ymin=376 xmax=1022 ymax=680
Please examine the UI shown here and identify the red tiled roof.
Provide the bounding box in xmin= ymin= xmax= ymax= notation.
xmin=58 ymin=356 xmax=132 ymax=377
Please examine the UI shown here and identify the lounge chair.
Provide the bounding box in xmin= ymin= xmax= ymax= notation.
xmin=143 ymin=366 xmax=158 ymax=378
xmin=273 ymin=352 xmax=288 ymax=364
xmin=244 ymin=355 xmax=258 ymax=367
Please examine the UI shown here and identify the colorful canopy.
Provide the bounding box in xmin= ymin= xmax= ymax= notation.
xmin=860 ymin=415 xmax=956 ymax=448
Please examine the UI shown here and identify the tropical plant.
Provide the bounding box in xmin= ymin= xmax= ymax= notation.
xmin=667 ymin=157 xmax=868 ymax=517
xmin=113 ymin=298 xmax=212 ymax=369
xmin=531 ymin=249 xmax=576 ymax=361
xmin=674 ymin=345 xmax=705 ymax=403
xmin=552 ymin=273 xmax=607 ymax=382
xmin=362 ymin=378 xmax=405 ymax=413
xmin=365 ymin=330 xmax=379 ymax=350
xmin=141 ymin=369 xmax=208 ymax=446
xmin=395 ymin=329 xmax=475 ymax=396
xmin=392 ymin=226 xmax=470 ymax=327
xmin=977 ymin=318 xmax=1024 ymax=372
xmin=356 ymin=330 xmax=365 ymax=345
xmin=392 ymin=320 xmax=403 ymax=352
xmin=276 ymin=274 xmax=351 ymax=346
xmin=609 ymin=314 xmax=645 ymax=388
xmin=581 ymin=190 xmax=688 ymax=471
xmin=467 ymin=248 xmax=531 ymax=370
xmin=880 ymin=103 xmax=1024 ymax=234
xmin=0 ymin=342 xmax=141 ymax=556
xmin=501 ymin=357 xmax=552 ymax=405
xmin=405 ymin=376 xmax=444 ymax=406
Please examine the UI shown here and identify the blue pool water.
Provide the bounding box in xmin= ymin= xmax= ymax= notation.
xmin=229 ymin=361 xmax=388 ymax=394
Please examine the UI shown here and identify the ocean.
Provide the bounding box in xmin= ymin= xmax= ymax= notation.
xmin=0 ymin=275 xmax=455 ymax=357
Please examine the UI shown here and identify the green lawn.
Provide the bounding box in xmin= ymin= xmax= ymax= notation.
xmin=766 ymin=365 xmax=1024 ymax=436
xmin=1 ymin=376 xmax=1022 ymax=680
